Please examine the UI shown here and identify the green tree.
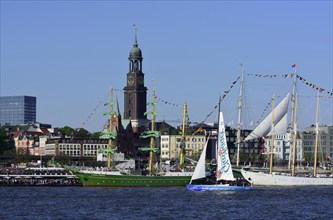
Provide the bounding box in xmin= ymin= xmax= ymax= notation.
xmin=0 ymin=127 xmax=7 ymax=155
xmin=74 ymin=128 xmax=91 ymax=138
xmin=0 ymin=127 xmax=16 ymax=155
xmin=91 ymin=132 xmax=102 ymax=139
xmin=59 ymin=126 xmax=75 ymax=137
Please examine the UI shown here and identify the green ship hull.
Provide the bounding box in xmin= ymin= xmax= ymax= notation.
xmin=73 ymin=171 xmax=192 ymax=187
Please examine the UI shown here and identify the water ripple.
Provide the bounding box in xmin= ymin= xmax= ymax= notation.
xmin=0 ymin=186 xmax=332 ymax=220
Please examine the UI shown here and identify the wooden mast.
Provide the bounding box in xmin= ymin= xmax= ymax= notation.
xmin=291 ymin=95 xmax=298 ymax=176
xmin=236 ymin=64 xmax=244 ymax=166
xmin=288 ymin=68 xmax=297 ymax=169
xmin=148 ymin=88 xmax=156 ymax=176
xmin=138 ymin=87 xmax=159 ymax=176
xmin=179 ymin=102 xmax=187 ymax=170
xmin=269 ymin=94 xmax=275 ymax=175
xmin=99 ymin=87 xmax=116 ymax=170
xmin=313 ymin=91 xmax=320 ymax=177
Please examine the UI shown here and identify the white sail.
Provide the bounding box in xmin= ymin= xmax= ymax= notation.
xmin=244 ymin=93 xmax=290 ymax=141
xmin=267 ymin=112 xmax=288 ymax=136
xmin=216 ymin=112 xmax=235 ymax=181
xmin=190 ymin=138 xmax=209 ymax=182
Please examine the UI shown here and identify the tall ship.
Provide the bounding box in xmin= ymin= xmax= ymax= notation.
xmin=239 ymin=68 xmax=333 ymax=186
xmin=71 ymin=88 xmax=193 ymax=187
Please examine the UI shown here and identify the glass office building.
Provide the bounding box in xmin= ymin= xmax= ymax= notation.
xmin=0 ymin=96 xmax=36 ymax=126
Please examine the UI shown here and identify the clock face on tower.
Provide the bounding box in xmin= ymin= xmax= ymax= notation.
xmin=128 ymin=76 xmax=134 ymax=85
xmin=138 ymin=76 xmax=144 ymax=85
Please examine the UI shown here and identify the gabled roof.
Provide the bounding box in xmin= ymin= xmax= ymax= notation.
xmin=26 ymin=131 xmax=45 ymax=137
xmin=13 ymin=131 xmax=46 ymax=138
xmin=12 ymin=131 xmax=21 ymax=138
xmin=155 ymin=121 xmax=174 ymax=131
xmin=40 ymin=128 xmax=50 ymax=134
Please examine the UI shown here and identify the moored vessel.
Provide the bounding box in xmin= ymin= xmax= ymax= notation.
xmin=240 ymin=71 xmax=333 ymax=186
xmin=186 ymin=99 xmax=253 ymax=191
xmin=72 ymin=87 xmax=193 ymax=187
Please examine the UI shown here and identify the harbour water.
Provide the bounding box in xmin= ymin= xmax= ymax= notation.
xmin=1 ymin=186 xmax=332 ymax=219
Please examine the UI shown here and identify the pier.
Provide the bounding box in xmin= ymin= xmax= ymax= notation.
xmin=0 ymin=167 xmax=82 ymax=186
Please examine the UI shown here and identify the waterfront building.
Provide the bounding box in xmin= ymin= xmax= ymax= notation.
xmin=14 ymin=133 xmax=34 ymax=155
xmin=0 ymin=96 xmax=36 ymax=126
xmin=224 ymin=126 xmax=259 ymax=164
xmin=44 ymin=138 xmax=128 ymax=164
xmin=45 ymin=138 xmax=108 ymax=157
xmin=264 ymin=133 xmax=303 ymax=163
xmin=303 ymin=125 xmax=333 ymax=162
xmin=12 ymin=123 xmax=51 ymax=155
xmin=160 ymin=131 xmax=206 ymax=161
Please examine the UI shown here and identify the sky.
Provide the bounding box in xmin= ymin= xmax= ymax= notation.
xmin=1 ymin=1 xmax=332 ymax=133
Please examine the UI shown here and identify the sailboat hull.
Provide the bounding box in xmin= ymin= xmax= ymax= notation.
xmin=186 ymin=184 xmax=253 ymax=191
xmin=73 ymin=171 xmax=192 ymax=187
xmin=241 ymin=170 xmax=333 ymax=186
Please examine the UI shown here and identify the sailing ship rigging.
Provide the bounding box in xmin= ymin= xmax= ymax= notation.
xmin=225 ymin=64 xmax=332 ymax=186
xmin=99 ymin=88 xmax=117 ymax=169
xmin=236 ymin=64 xmax=244 ymax=167
xmin=240 ymin=86 xmax=333 ymax=186
xmin=70 ymin=87 xmax=193 ymax=187
xmin=138 ymin=87 xmax=159 ymax=176
xmin=67 ymin=62 xmax=331 ymax=187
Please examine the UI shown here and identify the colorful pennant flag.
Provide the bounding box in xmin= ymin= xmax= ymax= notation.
xmin=248 ymin=73 xmax=332 ymax=96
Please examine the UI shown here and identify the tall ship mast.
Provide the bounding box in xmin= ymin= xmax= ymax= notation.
xmin=236 ymin=65 xmax=244 ymax=167
xmin=288 ymin=67 xmax=298 ymax=169
xmin=99 ymin=87 xmax=116 ymax=169
xmin=139 ymin=87 xmax=159 ymax=176
xmin=291 ymin=95 xmax=298 ymax=176
xmin=269 ymin=94 xmax=275 ymax=175
xmin=313 ymin=91 xmax=320 ymax=177
xmin=179 ymin=102 xmax=187 ymax=170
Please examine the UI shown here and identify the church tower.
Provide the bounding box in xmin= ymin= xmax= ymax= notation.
xmin=123 ymin=30 xmax=148 ymax=133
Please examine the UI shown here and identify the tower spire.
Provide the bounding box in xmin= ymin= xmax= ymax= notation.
xmin=114 ymin=93 xmax=120 ymax=116
xmin=133 ymin=24 xmax=138 ymax=47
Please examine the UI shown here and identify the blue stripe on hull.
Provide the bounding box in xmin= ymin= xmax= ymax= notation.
xmin=186 ymin=184 xmax=253 ymax=191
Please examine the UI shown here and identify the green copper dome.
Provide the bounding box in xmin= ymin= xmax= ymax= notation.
xmin=129 ymin=46 xmax=142 ymax=59
xmin=129 ymin=31 xmax=142 ymax=60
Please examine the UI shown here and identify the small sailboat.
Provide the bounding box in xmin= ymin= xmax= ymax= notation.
xmin=186 ymin=102 xmax=253 ymax=191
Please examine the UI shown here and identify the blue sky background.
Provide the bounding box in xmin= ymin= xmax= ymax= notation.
xmin=1 ymin=1 xmax=332 ymax=132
